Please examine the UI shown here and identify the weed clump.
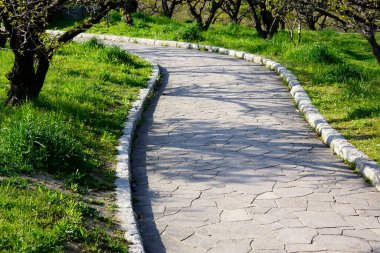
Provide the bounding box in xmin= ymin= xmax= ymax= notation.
xmin=85 ymin=37 xmax=105 ymax=49
xmin=179 ymin=23 xmax=204 ymax=42
xmin=312 ymin=63 xmax=367 ymax=85
xmin=0 ymin=105 xmax=84 ymax=175
xmin=98 ymin=46 xmax=131 ymax=64
xmin=289 ymin=42 xmax=342 ymax=64
xmin=347 ymin=106 xmax=380 ymax=119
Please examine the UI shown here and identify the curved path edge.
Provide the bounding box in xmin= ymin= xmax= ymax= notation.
xmin=113 ymin=61 xmax=159 ymax=253
xmin=48 ymin=31 xmax=380 ymax=251
xmin=50 ymin=32 xmax=160 ymax=253
xmin=70 ymin=32 xmax=380 ymax=192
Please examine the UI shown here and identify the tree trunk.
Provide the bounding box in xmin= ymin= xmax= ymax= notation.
xmin=187 ymin=2 xmax=204 ymax=28
xmin=121 ymin=0 xmax=138 ymax=25
xmin=246 ymin=0 xmax=266 ymax=38
xmin=162 ymin=0 xmax=179 ymax=18
xmin=0 ymin=31 xmax=6 ymax=47
xmin=306 ymin=18 xmax=317 ymax=30
xmin=121 ymin=8 xmax=134 ymax=25
xmin=162 ymin=0 xmax=170 ymax=17
xmin=364 ymin=31 xmax=380 ymax=65
xmin=5 ymin=52 xmax=50 ymax=106
xmin=246 ymin=0 xmax=279 ymax=39
xmin=203 ymin=0 xmax=223 ymax=31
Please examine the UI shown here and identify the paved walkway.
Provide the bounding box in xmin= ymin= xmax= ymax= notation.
xmin=116 ymin=42 xmax=380 ymax=253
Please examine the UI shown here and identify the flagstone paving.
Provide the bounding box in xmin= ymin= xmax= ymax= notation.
xmin=113 ymin=41 xmax=380 ymax=253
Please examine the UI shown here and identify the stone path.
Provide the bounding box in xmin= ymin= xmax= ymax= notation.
xmin=115 ymin=42 xmax=380 ymax=253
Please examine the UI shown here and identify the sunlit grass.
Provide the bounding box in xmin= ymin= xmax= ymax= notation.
xmin=0 ymin=38 xmax=151 ymax=251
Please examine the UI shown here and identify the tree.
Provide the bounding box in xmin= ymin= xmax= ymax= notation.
xmin=0 ymin=26 xmax=6 ymax=47
xmin=295 ymin=0 xmax=326 ymax=30
xmin=299 ymin=0 xmax=380 ymax=65
xmin=120 ymin=0 xmax=138 ymax=25
xmin=162 ymin=0 xmax=184 ymax=18
xmin=187 ymin=0 xmax=224 ymax=31
xmin=221 ymin=0 xmax=247 ymax=24
xmin=246 ymin=0 xmax=286 ymax=39
xmin=0 ymin=0 xmax=122 ymax=106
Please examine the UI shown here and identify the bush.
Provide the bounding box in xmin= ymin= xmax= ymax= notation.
xmin=98 ymin=46 xmax=131 ymax=64
xmin=179 ymin=23 xmax=204 ymax=42
xmin=107 ymin=10 xmax=122 ymax=25
xmin=0 ymin=105 xmax=84 ymax=174
xmin=347 ymin=106 xmax=380 ymax=119
xmin=312 ymin=63 xmax=367 ymax=85
xmin=289 ymin=42 xmax=342 ymax=64
xmin=84 ymin=37 xmax=105 ymax=49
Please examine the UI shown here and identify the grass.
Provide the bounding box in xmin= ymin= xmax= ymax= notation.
xmin=79 ymin=12 xmax=380 ymax=163
xmin=0 ymin=38 xmax=151 ymax=251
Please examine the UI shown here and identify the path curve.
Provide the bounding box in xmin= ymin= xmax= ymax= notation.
xmin=110 ymin=42 xmax=380 ymax=253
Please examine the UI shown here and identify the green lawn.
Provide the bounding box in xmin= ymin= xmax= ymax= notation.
xmin=0 ymin=39 xmax=151 ymax=251
xmin=84 ymin=12 xmax=380 ymax=163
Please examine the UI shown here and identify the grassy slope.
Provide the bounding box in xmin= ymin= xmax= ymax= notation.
xmin=84 ymin=13 xmax=380 ymax=163
xmin=0 ymin=39 xmax=151 ymax=251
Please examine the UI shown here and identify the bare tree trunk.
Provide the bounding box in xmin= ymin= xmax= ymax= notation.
xmin=162 ymin=0 xmax=179 ymax=18
xmin=203 ymin=0 xmax=223 ymax=30
xmin=121 ymin=0 xmax=138 ymax=25
xmin=0 ymin=30 xmax=6 ymax=47
xmin=5 ymin=52 xmax=50 ymax=106
xmin=221 ymin=0 xmax=242 ymax=24
xmin=187 ymin=1 xmax=204 ymax=28
xmin=246 ymin=0 xmax=279 ymax=39
xmin=246 ymin=0 xmax=266 ymax=38
xmin=364 ymin=31 xmax=380 ymax=65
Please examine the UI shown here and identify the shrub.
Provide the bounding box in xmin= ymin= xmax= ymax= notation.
xmin=85 ymin=37 xmax=105 ymax=49
xmin=107 ymin=10 xmax=122 ymax=25
xmin=0 ymin=105 xmax=84 ymax=174
xmin=179 ymin=23 xmax=204 ymax=42
xmin=98 ymin=46 xmax=131 ymax=64
xmin=312 ymin=63 xmax=367 ymax=85
xmin=289 ymin=42 xmax=342 ymax=64
xmin=347 ymin=106 xmax=380 ymax=119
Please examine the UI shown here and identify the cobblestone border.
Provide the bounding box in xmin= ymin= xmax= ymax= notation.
xmin=113 ymin=60 xmax=159 ymax=253
xmin=73 ymin=33 xmax=380 ymax=192
xmin=49 ymin=32 xmax=160 ymax=253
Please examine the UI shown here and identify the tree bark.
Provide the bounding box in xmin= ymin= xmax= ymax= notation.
xmin=202 ymin=0 xmax=224 ymax=30
xmin=0 ymin=31 xmax=6 ymax=47
xmin=246 ymin=0 xmax=279 ymax=39
xmin=5 ymin=52 xmax=50 ymax=106
xmin=121 ymin=0 xmax=138 ymax=25
xmin=364 ymin=31 xmax=380 ymax=65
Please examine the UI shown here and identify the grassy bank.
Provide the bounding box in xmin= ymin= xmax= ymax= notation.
xmin=0 ymin=39 xmax=151 ymax=251
xmin=83 ymin=13 xmax=380 ymax=163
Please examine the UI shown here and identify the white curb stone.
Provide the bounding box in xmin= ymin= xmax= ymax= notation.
xmin=61 ymin=33 xmax=159 ymax=253
xmin=114 ymin=60 xmax=159 ymax=253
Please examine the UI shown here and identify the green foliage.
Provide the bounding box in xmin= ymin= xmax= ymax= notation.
xmin=179 ymin=23 xmax=204 ymax=42
xmin=312 ymin=63 xmax=367 ymax=85
xmin=0 ymin=179 xmax=128 ymax=252
xmin=0 ymin=41 xmax=151 ymax=251
xmin=98 ymin=45 xmax=131 ymax=64
xmin=107 ymin=10 xmax=122 ymax=25
xmin=0 ymin=105 xmax=84 ymax=175
xmin=84 ymin=37 xmax=105 ymax=49
xmin=348 ymin=106 xmax=380 ymax=120
xmin=289 ymin=43 xmax=342 ymax=64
